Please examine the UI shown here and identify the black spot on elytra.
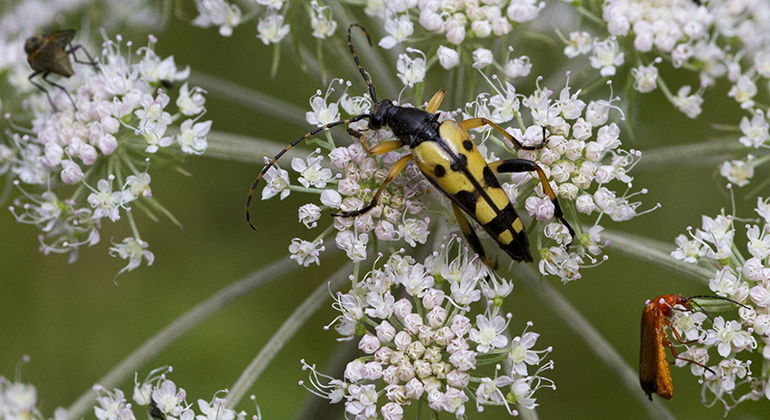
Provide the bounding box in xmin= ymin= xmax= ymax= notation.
xmin=485 ymin=214 xmax=510 ymax=235
xmin=463 ymin=140 xmax=473 ymax=151
xmin=450 ymin=154 xmax=468 ymax=171
xmin=483 ymin=166 xmax=498 ymax=187
xmin=434 ymin=164 xmax=446 ymax=177
xmin=484 ymin=203 xmax=518 ymax=236
xmin=454 ymin=190 xmax=478 ymax=214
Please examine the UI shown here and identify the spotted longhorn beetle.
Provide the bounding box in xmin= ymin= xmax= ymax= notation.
xmin=246 ymin=24 xmax=575 ymax=266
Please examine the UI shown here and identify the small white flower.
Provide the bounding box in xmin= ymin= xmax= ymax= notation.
xmin=400 ymin=218 xmax=429 ymax=247
xmin=504 ymin=56 xmax=532 ymax=79
xmin=728 ymin=75 xmax=757 ymax=109
xmin=379 ymin=14 xmax=413 ymax=49
xmin=176 ymin=83 xmax=206 ymax=116
xmin=525 ymin=196 xmax=554 ymax=221
xmin=306 ymin=91 xmax=341 ymax=127
xmin=291 ymin=154 xmax=333 ymax=189
xmin=289 ymin=238 xmax=324 ymax=266
xmin=335 ymin=230 xmax=369 ymax=261
xmin=631 ymin=64 xmax=658 ymax=93
xmin=126 ymin=173 xmax=152 ymax=198
xmin=396 ymin=49 xmax=427 ymax=87
xmin=176 ymin=119 xmax=211 ymax=155
xmin=590 ymin=38 xmax=624 ymax=77
xmin=309 ymin=1 xmax=337 ymax=39
xmin=109 ymin=237 xmax=154 ymax=275
xmin=469 ymin=314 xmax=509 ymax=353
xmin=437 ymin=46 xmax=459 ymax=70
xmin=739 ymin=112 xmax=769 ymax=148
xmin=192 ymin=0 xmax=242 ymax=37
xmin=88 ymin=179 xmax=134 ymax=222
xmin=60 ymin=159 xmax=85 ymax=184
xmin=507 ymin=0 xmax=544 ymax=23
xmin=672 ymin=86 xmax=703 ymax=119
xmin=564 ymin=31 xmax=593 ymax=57
xmin=262 ymin=165 xmax=291 ymax=200
xmin=257 ymin=13 xmax=290 ymax=45
xmin=720 ymin=159 xmax=754 ymax=187
xmin=472 ymin=48 xmax=494 ymax=69
xmin=298 ymin=203 xmax=321 ymax=228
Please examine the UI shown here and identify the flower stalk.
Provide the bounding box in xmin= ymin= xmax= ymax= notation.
xmin=66 ymin=257 xmax=301 ymax=420
xmin=226 ymin=262 xmax=354 ymax=408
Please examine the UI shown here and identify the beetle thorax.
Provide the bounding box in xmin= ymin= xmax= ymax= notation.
xmin=369 ymin=100 xmax=439 ymax=147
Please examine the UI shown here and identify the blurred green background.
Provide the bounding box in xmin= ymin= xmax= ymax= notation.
xmin=2 ymin=3 xmax=769 ymax=419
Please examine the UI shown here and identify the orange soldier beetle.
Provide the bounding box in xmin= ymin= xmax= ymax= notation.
xmin=639 ymin=294 xmax=748 ymax=401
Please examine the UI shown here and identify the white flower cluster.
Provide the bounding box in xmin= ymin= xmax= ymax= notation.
xmin=573 ymin=0 xmax=770 ymax=185
xmin=0 ymin=373 xmax=66 ymax=420
xmin=669 ymin=198 xmax=770 ymax=411
xmin=4 ymin=34 xmax=210 ymax=276
xmin=93 ymin=367 xmax=259 ymax=420
xmin=301 ymin=240 xmax=555 ymax=419
xmin=367 ymin=0 xmax=544 ymax=49
xmin=193 ymin=0 xmax=336 ymax=42
xmin=266 ymin=72 xmax=653 ymax=282
xmin=0 ymin=0 xmax=163 ymax=109
xmin=464 ymin=75 xmax=652 ymax=281
xmin=263 ymin=79 xmax=433 ymax=266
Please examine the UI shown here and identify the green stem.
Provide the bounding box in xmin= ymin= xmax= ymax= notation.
xmin=189 ymin=72 xmax=308 ymax=128
xmin=518 ymin=406 xmax=540 ymax=420
xmin=205 ymin=130 xmax=306 ymax=163
xmin=225 ymin=262 xmax=353 ymax=408
xmin=65 ymin=257 xmax=301 ymax=420
xmin=512 ymin=264 xmax=675 ymax=420
xmin=635 ymin=139 xmax=747 ymax=171
xmin=328 ymin=3 xmax=400 ymax=97
xmin=601 ymin=229 xmax=715 ymax=283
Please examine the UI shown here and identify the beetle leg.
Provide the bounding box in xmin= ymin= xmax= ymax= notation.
xmin=452 ymin=203 xmax=496 ymax=268
xmin=42 ymin=70 xmax=77 ymax=111
xmin=663 ymin=316 xmax=700 ymax=345
xmin=459 ymin=118 xmax=547 ymax=150
xmin=331 ymin=154 xmax=412 ymax=218
xmin=426 ymin=89 xmax=446 ymax=114
xmin=367 ymin=140 xmax=404 ymax=156
xmin=348 ymin=128 xmax=403 ymax=156
xmin=489 ymin=158 xmax=575 ymax=247
xmin=28 ymin=70 xmax=57 ymax=111
xmin=663 ymin=336 xmax=715 ymax=375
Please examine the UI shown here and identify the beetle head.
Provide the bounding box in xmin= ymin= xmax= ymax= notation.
xmin=368 ymin=99 xmax=394 ymax=130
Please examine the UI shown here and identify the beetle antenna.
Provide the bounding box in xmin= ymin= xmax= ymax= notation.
xmin=245 ymin=114 xmax=371 ymax=230
xmin=688 ymin=300 xmax=714 ymax=323
xmin=687 ymin=295 xmax=750 ymax=310
xmin=347 ymin=24 xmax=378 ymax=103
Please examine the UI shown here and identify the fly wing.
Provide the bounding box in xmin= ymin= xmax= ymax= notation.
xmin=38 ymin=30 xmax=76 ymax=76
xmin=639 ymin=304 xmax=671 ymax=400
xmin=46 ymin=30 xmax=76 ymax=48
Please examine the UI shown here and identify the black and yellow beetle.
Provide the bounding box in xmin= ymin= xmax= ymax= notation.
xmin=246 ymin=24 xmax=574 ymax=265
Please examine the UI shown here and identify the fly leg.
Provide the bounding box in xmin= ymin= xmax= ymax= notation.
xmin=42 ymin=70 xmax=77 ymax=111
xmin=28 ymin=70 xmax=57 ymax=111
xmin=67 ymin=44 xmax=100 ymax=71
